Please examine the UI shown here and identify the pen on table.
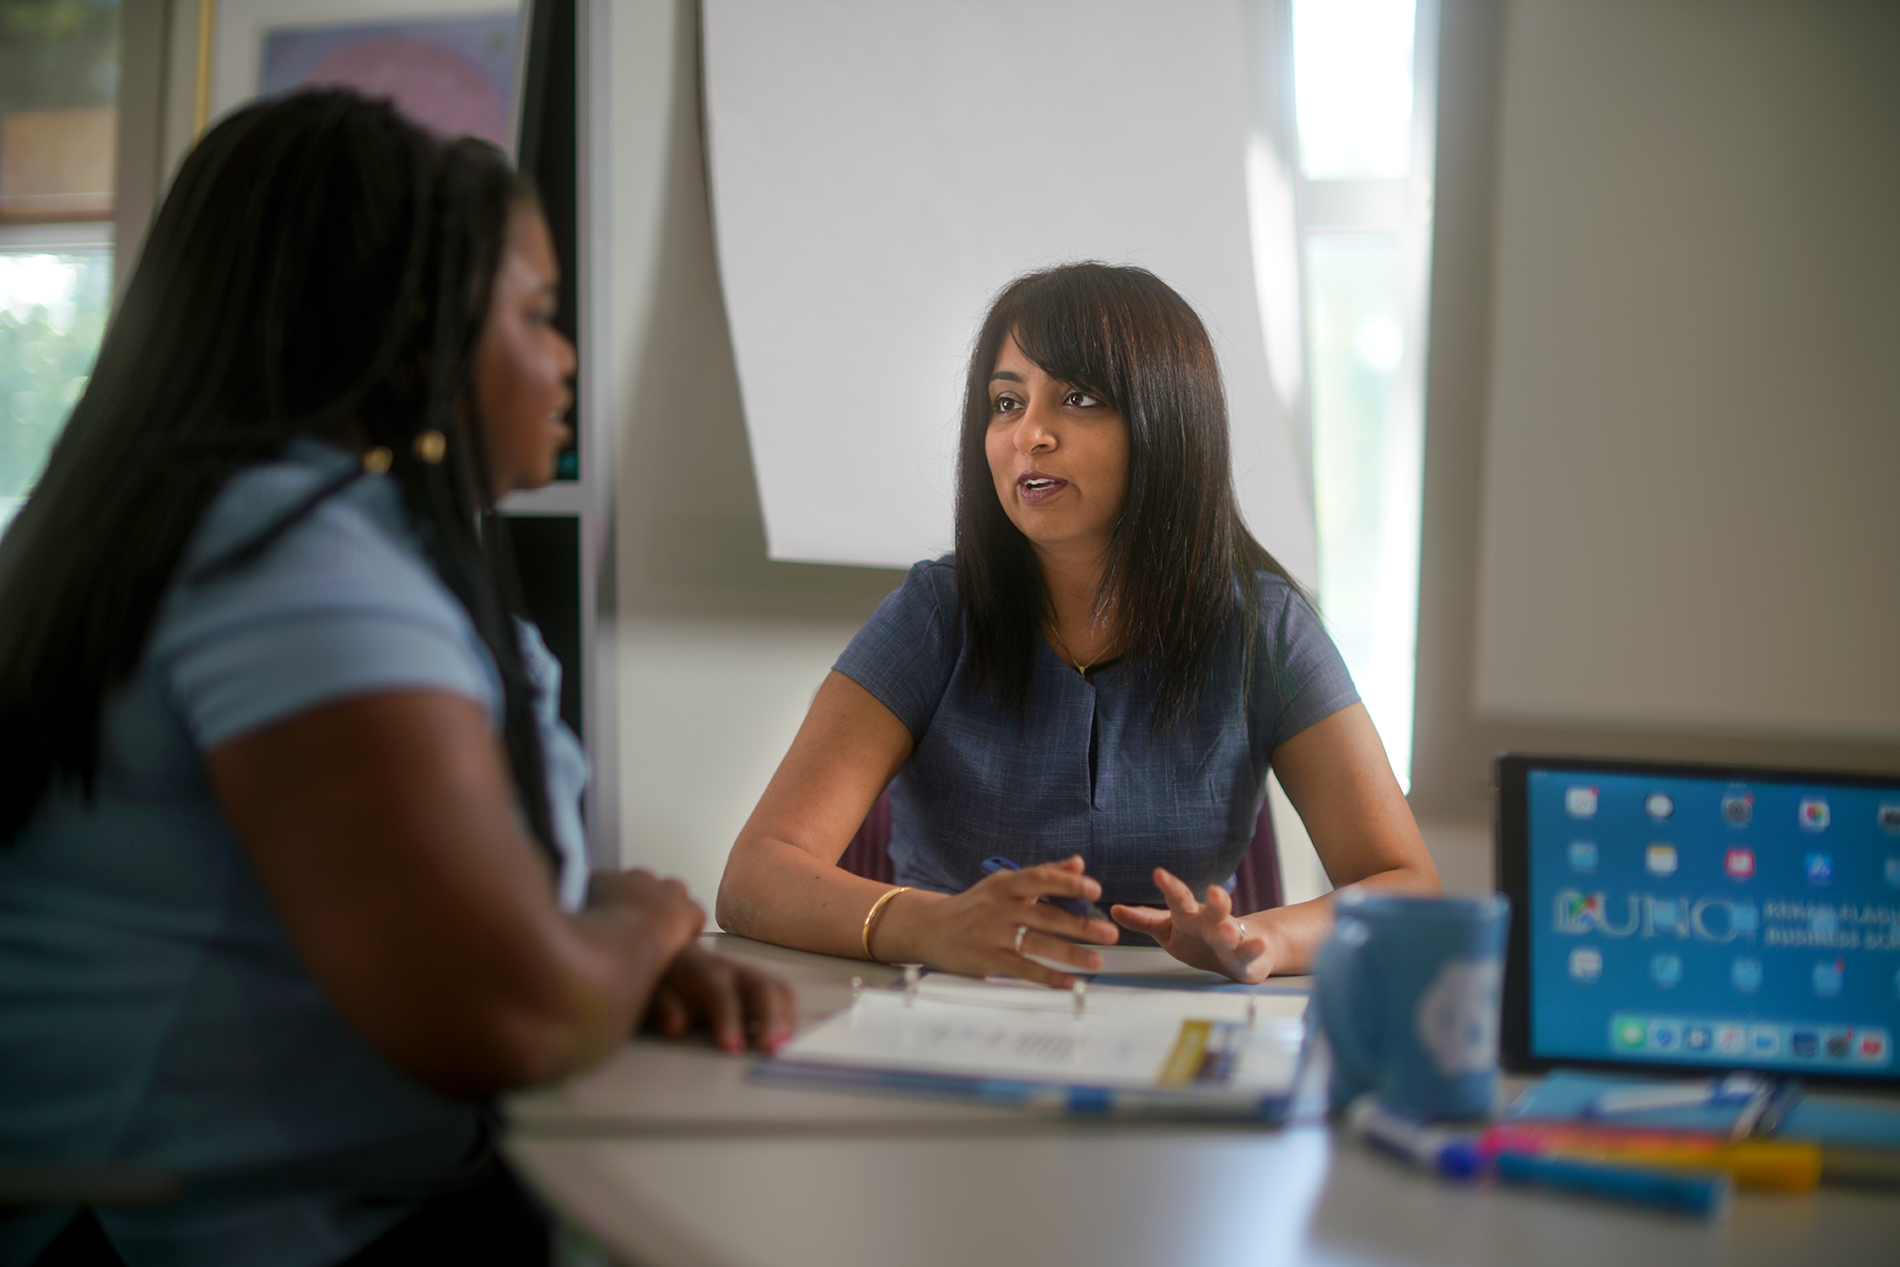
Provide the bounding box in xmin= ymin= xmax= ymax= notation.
xmin=1346 ymin=1096 xmax=1484 ymax=1179
xmin=980 ymin=856 xmax=1110 ymax=921
xmin=1587 ymin=1071 xmax=1765 ymax=1118
xmin=1492 ymin=1151 xmax=1732 ymax=1219
xmin=1744 ymin=1078 xmax=1803 ymax=1140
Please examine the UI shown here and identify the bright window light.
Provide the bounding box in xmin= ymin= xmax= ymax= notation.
xmin=1305 ymin=235 xmax=1420 ymax=788
xmin=1286 ymin=0 xmax=1433 ymax=791
xmin=0 ymin=248 xmax=109 ymax=533
xmin=1291 ymin=0 xmax=1418 ymax=179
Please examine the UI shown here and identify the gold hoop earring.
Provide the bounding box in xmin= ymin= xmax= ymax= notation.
xmin=413 ymin=430 xmax=447 ymax=465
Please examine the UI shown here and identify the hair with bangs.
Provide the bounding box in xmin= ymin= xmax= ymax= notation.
xmin=0 ymin=90 xmax=557 ymax=855
xmin=953 ymin=261 xmax=1302 ymax=728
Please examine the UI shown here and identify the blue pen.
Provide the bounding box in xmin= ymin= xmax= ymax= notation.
xmin=1494 ymin=1151 xmax=1732 ymax=1219
xmin=1750 ymin=1078 xmax=1803 ymax=1138
xmin=1587 ymin=1071 xmax=1765 ymax=1118
xmin=979 ymin=856 xmax=1109 ymax=921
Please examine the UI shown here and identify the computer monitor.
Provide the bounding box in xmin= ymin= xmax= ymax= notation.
xmin=1497 ymin=754 xmax=1900 ymax=1089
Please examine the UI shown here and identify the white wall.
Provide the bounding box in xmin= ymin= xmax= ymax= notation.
xmin=1473 ymin=0 xmax=1900 ymax=739
xmin=1409 ymin=0 xmax=1900 ymax=819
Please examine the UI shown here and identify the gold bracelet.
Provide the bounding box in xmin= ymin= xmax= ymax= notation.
xmin=860 ymin=886 xmax=914 ymax=962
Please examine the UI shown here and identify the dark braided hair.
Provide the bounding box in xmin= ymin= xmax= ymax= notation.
xmin=0 ymin=90 xmax=556 ymax=856
xmin=953 ymin=262 xmax=1308 ymax=732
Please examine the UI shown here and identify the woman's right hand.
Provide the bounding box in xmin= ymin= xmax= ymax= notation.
xmin=875 ymin=856 xmax=1119 ymax=988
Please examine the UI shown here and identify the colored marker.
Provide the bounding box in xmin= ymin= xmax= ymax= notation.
xmin=1347 ymin=1096 xmax=1485 ymax=1180
xmin=1482 ymin=1123 xmax=1820 ymax=1192
xmin=1494 ymin=1151 xmax=1732 ymax=1219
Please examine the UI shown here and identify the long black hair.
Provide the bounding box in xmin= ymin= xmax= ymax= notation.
xmin=0 ymin=89 xmax=556 ymax=855
xmin=953 ymin=262 xmax=1302 ymax=730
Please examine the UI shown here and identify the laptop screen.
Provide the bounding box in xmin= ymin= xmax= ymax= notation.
xmin=1497 ymin=754 xmax=1900 ymax=1087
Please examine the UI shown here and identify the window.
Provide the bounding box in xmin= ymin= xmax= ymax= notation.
xmin=1290 ymin=0 xmax=1437 ymax=790
xmin=0 ymin=0 xmax=120 ymax=534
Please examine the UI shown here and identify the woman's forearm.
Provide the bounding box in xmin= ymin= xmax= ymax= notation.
xmin=210 ymin=690 xmax=719 ymax=1100
xmin=716 ymin=835 xmax=905 ymax=960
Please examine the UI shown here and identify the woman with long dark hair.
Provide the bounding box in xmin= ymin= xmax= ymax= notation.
xmin=0 ymin=91 xmax=790 ymax=1265
xmin=718 ymin=262 xmax=1438 ymax=985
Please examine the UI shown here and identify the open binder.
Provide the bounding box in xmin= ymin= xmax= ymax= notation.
xmin=755 ymin=973 xmax=1311 ymax=1119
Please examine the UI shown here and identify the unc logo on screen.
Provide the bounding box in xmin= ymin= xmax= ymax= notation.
xmin=1552 ymin=890 xmax=1759 ymax=942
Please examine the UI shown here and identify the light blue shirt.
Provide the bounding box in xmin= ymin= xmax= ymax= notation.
xmin=0 ymin=440 xmax=587 ymax=1266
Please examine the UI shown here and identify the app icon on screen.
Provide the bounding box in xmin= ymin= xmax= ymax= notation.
xmin=1646 ymin=844 xmax=1678 ymax=876
xmin=1569 ymin=946 xmax=1602 ymax=982
xmin=1799 ymin=798 xmax=1830 ymax=831
xmin=1722 ymin=791 xmax=1754 ymax=826
xmin=1861 ymin=1032 xmax=1890 ymax=1064
xmin=1732 ymin=957 xmax=1763 ymax=992
xmin=1750 ymin=1026 xmax=1781 ymax=1057
xmin=1685 ymin=1024 xmax=1712 ymax=1052
xmin=1652 ymin=1022 xmax=1682 ymax=1051
xmin=1825 ymin=1030 xmax=1854 ymax=1059
xmin=1567 ymin=786 xmax=1599 ymax=818
xmin=1813 ymin=958 xmax=1844 ymax=997
xmin=1729 ymin=902 xmax=1759 ymax=935
xmin=1806 ymin=852 xmax=1834 ymax=885
xmin=1879 ymin=804 xmax=1900 ymax=834
xmin=1613 ymin=1018 xmax=1647 ymax=1049
xmin=1791 ymin=1031 xmax=1819 ymax=1058
xmin=1725 ymin=847 xmax=1755 ymax=880
xmin=1715 ymin=1024 xmax=1746 ymax=1054
xmin=1645 ymin=792 xmax=1674 ymax=821
xmin=1568 ymin=840 xmax=1598 ymax=872
xmin=1651 ymin=953 xmax=1683 ymax=987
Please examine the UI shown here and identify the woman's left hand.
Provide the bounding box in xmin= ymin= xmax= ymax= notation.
xmin=643 ymin=944 xmax=798 ymax=1054
xmin=1110 ymin=868 xmax=1276 ymax=983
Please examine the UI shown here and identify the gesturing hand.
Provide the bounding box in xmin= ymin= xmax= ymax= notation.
xmin=883 ymin=855 xmax=1119 ymax=988
xmin=644 ymin=943 xmax=798 ymax=1054
xmin=1110 ymin=867 xmax=1275 ymax=983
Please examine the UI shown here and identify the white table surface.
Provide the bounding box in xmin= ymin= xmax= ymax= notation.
xmin=504 ymin=933 xmax=1900 ymax=1267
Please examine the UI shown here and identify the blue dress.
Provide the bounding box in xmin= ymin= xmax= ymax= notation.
xmin=833 ymin=559 xmax=1359 ymax=909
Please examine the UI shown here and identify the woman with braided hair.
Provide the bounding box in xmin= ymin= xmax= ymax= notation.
xmin=0 ymin=90 xmax=790 ymax=1265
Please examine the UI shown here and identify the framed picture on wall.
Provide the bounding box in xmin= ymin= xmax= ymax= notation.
xmin=206 ymin=0 xmax=531 ymax=156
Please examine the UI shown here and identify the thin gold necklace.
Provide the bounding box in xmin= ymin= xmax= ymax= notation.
xmin=1048 ymin=625 xmax=1103 ymax=677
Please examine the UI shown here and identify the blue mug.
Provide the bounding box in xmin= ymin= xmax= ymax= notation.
xmin=1314 ymin=890 xmax=1511 ymax=1120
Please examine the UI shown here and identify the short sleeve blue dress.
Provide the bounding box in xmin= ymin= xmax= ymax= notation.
xmin=833 ymin=558 xmax=1359 ymax=909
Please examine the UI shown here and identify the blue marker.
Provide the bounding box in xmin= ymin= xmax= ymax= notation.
xmin=979 ymin=856 xmax=1109 ymax=921
xmin=1494 ymin=1151 xmax=1732 ymax=1219
xmin=1347 ymin=1096 xmax=1484 ymax=1180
